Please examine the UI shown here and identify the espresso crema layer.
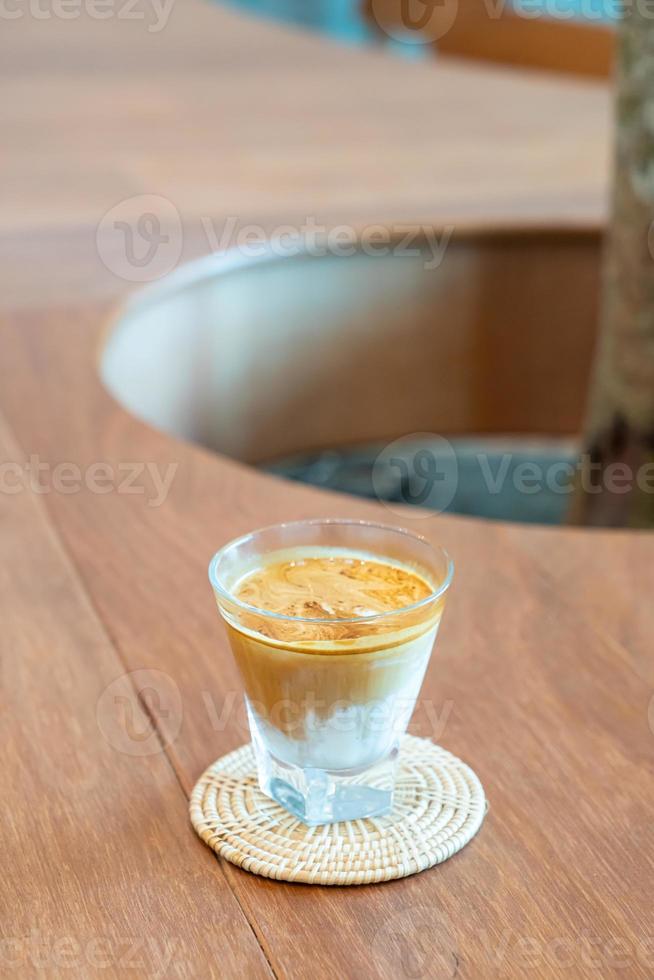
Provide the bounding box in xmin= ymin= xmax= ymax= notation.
xmin=228 ymin=548 xmax=440 ymax=647
xmin=235 ymin=552 xmax=432 ymax=620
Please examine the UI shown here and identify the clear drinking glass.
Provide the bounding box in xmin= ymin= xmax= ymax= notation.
xmin=209 ymin=519 xmax=453 ymax=825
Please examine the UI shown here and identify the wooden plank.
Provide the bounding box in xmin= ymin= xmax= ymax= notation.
xmin=0 ymin=0 xmax=610 ymax=312
xmin=0 ymin=3 xmax=648 ymax=973
xmin=506 ymin=522 xmax=654 ymax=685
xmin=0 ymin=406 xmax=273 ymax=979
xmin=367 ymin=0 xmax=615 ymax=77
xmin=2 ymin=306 xmax=653 ymax=978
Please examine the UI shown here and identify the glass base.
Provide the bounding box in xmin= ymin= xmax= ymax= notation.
xmin=252 ymin=738 xmax=399 ymax=826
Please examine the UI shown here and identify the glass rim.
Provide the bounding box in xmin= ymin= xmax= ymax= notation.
xmin=208 ymin=518 xmax=454 ymax=626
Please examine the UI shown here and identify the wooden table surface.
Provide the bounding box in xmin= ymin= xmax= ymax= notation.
xmin=2 ymin=4 xmax=653 ymax=979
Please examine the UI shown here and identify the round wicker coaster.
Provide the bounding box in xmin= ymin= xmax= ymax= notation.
xmin=190 ymin=735 xmax=486 ymax=886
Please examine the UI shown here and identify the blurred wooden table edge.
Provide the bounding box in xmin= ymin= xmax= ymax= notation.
xmin=0 ymin=0 xmax=611 ymax=313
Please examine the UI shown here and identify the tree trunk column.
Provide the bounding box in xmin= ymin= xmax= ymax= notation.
xmin=573 ymin=7 xmax=654 ymax=527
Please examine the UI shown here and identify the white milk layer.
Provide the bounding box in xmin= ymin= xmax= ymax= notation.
xmin=247 ymin=624 xmax=438 ymax=771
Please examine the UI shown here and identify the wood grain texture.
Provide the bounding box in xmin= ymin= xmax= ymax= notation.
xmin=1 ymin=3 xmax=652 ymax=978
xmin=0 ymin=0 xmax=610 ymax=312
xmin=1 ymin=303 xmax=653 ymax=979
xmin=0 ymin=407 xmax=273 ymax=979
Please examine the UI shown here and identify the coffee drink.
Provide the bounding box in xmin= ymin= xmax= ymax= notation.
xmin=210 ymin=521 xmax=452 ymax=823
xmin=219 ymin=547 xmax=444 ymax=771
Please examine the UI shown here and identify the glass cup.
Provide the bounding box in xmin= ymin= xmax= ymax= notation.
xmin=209 ymin=519 xmax=453 ymax=825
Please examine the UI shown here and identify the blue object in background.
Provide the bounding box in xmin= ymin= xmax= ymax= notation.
xmin=219 ymin=0 xmax=427 ymax=57
xmin=222 ymin=0 xmax=617 ymax=42
xmin=225 ymin=0 xmax=373 ymax=42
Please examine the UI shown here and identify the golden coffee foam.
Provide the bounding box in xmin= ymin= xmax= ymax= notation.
xmin=234 ymin=552 xmax=432 ymax=622
xmin=234 ymin=554 xmax=433 ymax=620
xmin=224 ymin=553 xmax=443 ymax=710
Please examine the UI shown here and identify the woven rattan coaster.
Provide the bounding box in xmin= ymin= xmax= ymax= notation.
xmin=190 ymin=735 xmax=486 ymax=885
